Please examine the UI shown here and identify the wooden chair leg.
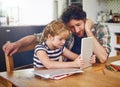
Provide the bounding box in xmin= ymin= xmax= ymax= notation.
xmin=5 ymin=54 xmax=14 ymax=73
xmin=0 ymin=76 xmax=12 ymax=87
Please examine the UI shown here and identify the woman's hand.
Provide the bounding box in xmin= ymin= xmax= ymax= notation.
xmin=85 ymin=19 xmax=94 ymax=32
xmin=2 ymin=41 xmax=20 ymax=56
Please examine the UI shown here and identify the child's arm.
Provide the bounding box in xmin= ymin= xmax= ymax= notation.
xmin=89 ymin=55 xmax=96 ymax=64
xmin=62 ymin=47 xmax=79 ymax=60
xmin=36 ymin=50 xmax=84 ymax=69
xmin=63 ymin=47 xmax=96 ymax=64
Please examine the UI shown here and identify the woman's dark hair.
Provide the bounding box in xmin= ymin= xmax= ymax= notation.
xmin=61 ymin=5 xmax=86 ymax=24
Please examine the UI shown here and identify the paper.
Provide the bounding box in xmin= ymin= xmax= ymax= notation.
xmin=111 ymin=60 xmax=120 ymax=66
xmin=33 ymin=68 xmax=83 ymax=80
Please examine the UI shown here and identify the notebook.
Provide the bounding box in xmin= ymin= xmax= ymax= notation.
xmin=111 ymin=60 xmax=120 ymax=66
xmin=33 ymin=68 xmax=83 ymax=80
xmin=80 ymin=37 xmax=94 ymax=69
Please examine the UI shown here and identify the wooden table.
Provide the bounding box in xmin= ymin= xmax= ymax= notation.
xmin=0 ymin=55 xmax=120 ymax=87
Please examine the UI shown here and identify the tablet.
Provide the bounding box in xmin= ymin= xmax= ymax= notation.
xmin=80 ymin=37 xmax=94 ymax=69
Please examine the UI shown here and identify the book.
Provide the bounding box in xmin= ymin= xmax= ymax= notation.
xmin=111 ymin=60 xmax=120 ymax=66
xmin=110 ymin=60 xmax=120 ymax=71
xmin=33 ymin=68 xmax=83 ymax=80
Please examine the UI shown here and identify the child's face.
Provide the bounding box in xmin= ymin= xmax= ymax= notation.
xmin=52 ymin=34 xmax=66 ymax=49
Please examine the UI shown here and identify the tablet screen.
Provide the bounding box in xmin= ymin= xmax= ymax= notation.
xmin=80 ymin=37 xmax=94 ymax=69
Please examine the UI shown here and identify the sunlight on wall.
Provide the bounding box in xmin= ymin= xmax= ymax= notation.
xmin=0 ymin=0 xmax=54 ymax=25
xmin=19 ymin=0 xmax=54 ymax=25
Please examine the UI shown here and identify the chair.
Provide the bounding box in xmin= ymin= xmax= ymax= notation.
xmin=0 ymin=44 xmax=36 ymax=87
xmin=2 ymin=43 xmax=64 ymax=87
xmin=4 ymin=44 xmax=36 ymax=73
xmin=4 ymin=43 xmax=64 ymax=73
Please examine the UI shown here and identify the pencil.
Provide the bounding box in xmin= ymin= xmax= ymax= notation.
xmin=110 ymin=65 xmax=118 ymax=71
xmin=105 ymin=65 xmax=118 ymax=71
xmin=102 ymin=69 xmax=105 ymax=75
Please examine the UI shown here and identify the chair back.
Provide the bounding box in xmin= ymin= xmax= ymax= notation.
xmin=5 ymin=44 xmax=36 ymax=72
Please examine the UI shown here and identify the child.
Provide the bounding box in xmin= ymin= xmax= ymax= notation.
xmin=33 ymin=20 xmax=95 ymax=69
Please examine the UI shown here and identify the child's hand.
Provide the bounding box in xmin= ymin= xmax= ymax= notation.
xmin=89 ymin=55 xmax=96 ymax=64
xmin=74 ymin=56 xmax=85 ymax=67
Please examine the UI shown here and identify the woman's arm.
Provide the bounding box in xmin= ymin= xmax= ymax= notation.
xmin=85 ymin=24 xmax=111 ymax=63
xmin=2 ymin=35 xmax=37 ymax=56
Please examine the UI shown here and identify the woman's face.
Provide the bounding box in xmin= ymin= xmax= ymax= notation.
xmin=67 ymin=19 xmax=85 ymax=37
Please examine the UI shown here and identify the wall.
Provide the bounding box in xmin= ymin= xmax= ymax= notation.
xmin=83 ymin=0 xmax=120 ymax=22
xmin=0 ymin=0 xmax=55 ymax=25
xmin=1 ymin=0 xmax=120 ymax=25
xmin=57 ymin=0 xmax=66 ymax=19
xmin=105 ymin=0 xmax=120 ymax=13
xmin=83 ymin=0 xmax=106 ymax=22
xmin=106 ymin=23 xmax=120 ymax=57
xmin=18 ymin=0 xmax=54 ymax=25
xmin=0 ymin=25 xmax=45 ymax=72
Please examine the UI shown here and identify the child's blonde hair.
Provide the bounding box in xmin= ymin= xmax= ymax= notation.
xmin=40 ymin=20 xmax=70 ymax=42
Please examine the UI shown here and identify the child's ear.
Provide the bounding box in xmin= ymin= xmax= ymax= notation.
xmin=48 ymin=34 xmax=54 ymax=40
